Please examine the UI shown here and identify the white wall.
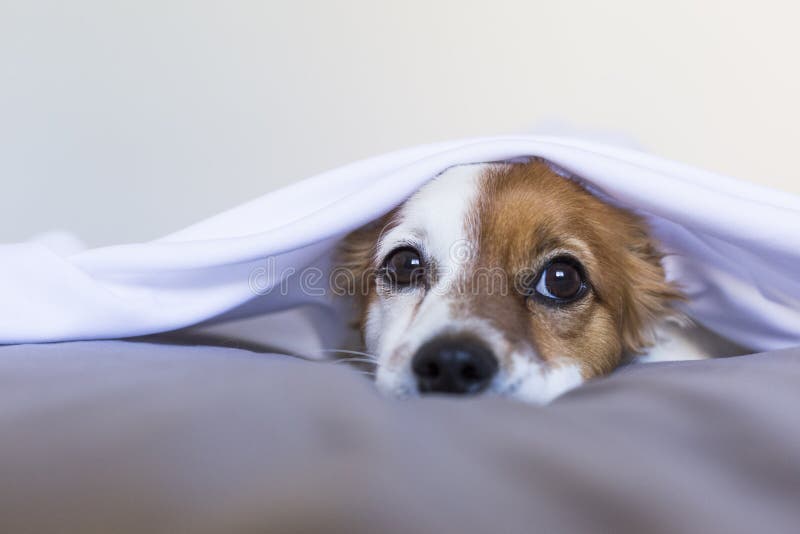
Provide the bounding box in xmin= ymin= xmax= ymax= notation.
xmin=2 ymin=0 xmax=798 ymax=246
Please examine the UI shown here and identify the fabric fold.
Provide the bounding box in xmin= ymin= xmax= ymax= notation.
xmin=2 ymin=135 xmax=799 ymax=350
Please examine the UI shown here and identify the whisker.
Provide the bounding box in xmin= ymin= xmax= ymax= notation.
xmin=326 ymin=358 xmax=378 ymax=366
xmin=316 ymin=348 xmax=378 ymax=361
xmin=324 ymin=365 xmax=376 ymax=377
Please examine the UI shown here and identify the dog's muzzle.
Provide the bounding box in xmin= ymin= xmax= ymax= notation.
xmin=412 ymin=336 xmax=498 ymax=395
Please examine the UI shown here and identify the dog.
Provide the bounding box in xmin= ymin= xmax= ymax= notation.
xmin=336 ymin=160 xmax=728 ymax=404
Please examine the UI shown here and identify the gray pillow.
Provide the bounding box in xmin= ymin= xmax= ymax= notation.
xmin=1 ymin=341 xmax=798 ymax=534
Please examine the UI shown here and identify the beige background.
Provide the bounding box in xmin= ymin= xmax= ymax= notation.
xmin=1 ymin=0 xmax=798 ymax=246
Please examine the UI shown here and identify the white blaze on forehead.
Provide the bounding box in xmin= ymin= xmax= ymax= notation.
xmin=376 ymin=164 xmax=488 ymax=278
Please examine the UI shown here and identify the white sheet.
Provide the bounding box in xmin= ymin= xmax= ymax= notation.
xmin=2 ymin=135 xmax=799 ymax=350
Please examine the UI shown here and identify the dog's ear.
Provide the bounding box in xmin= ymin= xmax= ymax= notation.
xmin=617 ymin=219 xmax=686 ymax=355
xmin=334 ymin=210 xmax=399 ymax=332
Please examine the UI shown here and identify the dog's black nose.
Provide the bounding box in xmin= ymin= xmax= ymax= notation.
xmin=412 ymin=337 xmax=498 ymax=395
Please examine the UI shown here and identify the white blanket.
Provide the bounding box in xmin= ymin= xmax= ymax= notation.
xmin=2 ymin=135 xmax=799 ymax=350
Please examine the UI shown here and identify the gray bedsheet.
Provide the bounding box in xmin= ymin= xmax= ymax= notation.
xmin=1 ymin=341 xmax=799 ymax=534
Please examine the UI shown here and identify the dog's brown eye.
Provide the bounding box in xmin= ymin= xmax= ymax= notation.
xmin=383 ymin=247 xmax=425 ymax=286
xmin=534 ymin=258 xmax=586 ymax=303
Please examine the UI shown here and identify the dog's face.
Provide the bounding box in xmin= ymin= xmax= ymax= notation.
xmin=338 ymin=161 xmax=682 ymax=404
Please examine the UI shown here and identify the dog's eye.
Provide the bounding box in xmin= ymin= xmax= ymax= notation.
xmin=382 ymin=247 xmax=425 ymax=286
xmin=533 ymin=258 xmax=587 ymax=303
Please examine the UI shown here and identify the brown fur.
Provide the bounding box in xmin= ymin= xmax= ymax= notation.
xmin=472 ymin=162 xmax=684 ymax=377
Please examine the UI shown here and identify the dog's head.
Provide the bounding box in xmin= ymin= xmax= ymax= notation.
xmin=337 ymin=161 xmax=683 ymax=403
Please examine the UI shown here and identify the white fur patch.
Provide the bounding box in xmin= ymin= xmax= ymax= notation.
xmin=506 ymin=358 xmax=584 ymax=405
xmin=374 ymin=164 xmax=485 ymax=280
xmin=637 ymin=319 xmax=745 ymax=363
